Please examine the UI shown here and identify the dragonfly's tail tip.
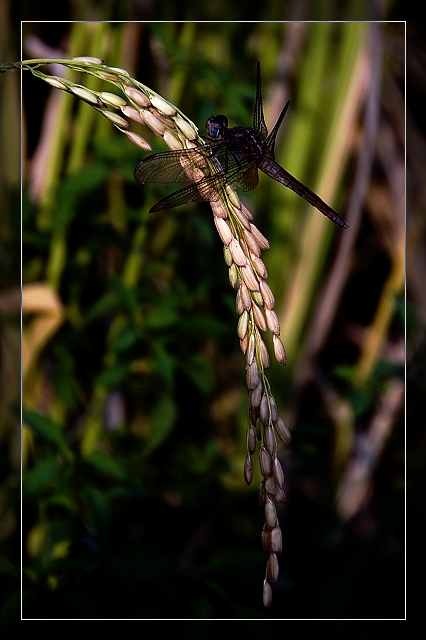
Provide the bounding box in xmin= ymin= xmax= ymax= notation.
xmin=334 ymin=217 xmax=348 ymax=229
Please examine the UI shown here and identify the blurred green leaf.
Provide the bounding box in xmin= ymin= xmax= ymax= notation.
xmin=65 ymin=161 xmax=111 ymax=192
xmin=334 ymin=365 xmax=356 ymax=383
xmin=84 ymin=451 xmax=127 ymax=480
xmin=143 ymin=393 xmax=177 ymax=455
xmin=95 ymin=363 xmax=129 ymax=389
xmin=84 ymin=486 xmax=111 ymax=538
xmin=93 ymin=135 xmax=143 ymax=166
xmin=24 ymin=458 xmax=63 ymax=495
xmin=182 ymin=354 xmax=214 ymax=395
xmin=151 ymin=341 xmax=176 ymax=389
xmin=51 ymin=345 xmax=78 ymax=409
xmin=109 ymin=325 xmax=138 ymax=353
xmin=111 ymin=276 xmax=138 ymax=315
xmin=44 ymin=493 xmax=77 ymax=513
xmin=373 ymin=360 xmax=404 ymax=380
xmin=145 ymin=305 xmax=180 ymax=329
xmin=22 ymin=410 xmax=73 ymax=460
xmin=348 ymin=389 xmax=375 ymax=420
xmin=183 ymin=315 xmax=230 ymax=337
xmin=54 ymin=162 xmax=111 ymax=228
xmin=85 ymin=292 xmax=118 ymax=323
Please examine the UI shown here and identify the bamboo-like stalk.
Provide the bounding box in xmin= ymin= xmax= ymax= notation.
xmin=355 ymin=233 xmax=405 ymax=384
xmin=270 ymin=24 xmax=368 ymax=363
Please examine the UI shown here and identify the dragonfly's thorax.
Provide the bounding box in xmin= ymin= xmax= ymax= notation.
xmin=223 ymin=125 xmax=265 ymax=162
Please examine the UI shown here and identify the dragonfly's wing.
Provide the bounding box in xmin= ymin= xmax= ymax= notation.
xmin=263 ymin=101 xmax=290 ymax=160
xmin=253 ymin=62 xmax=268 ymax=141
xmin=149 ymin=157 xmax=259 ymax=212
xmin=149 ymin=174 xmax=227 ymax=212
xmin=208 ymin=138 xmax=260 ymax=192
xmin=259 ymin=157 xmax=348 ymax=228
xmin=135 ymin=138 xmax=261 ymax=212
xmin=236 ymin=164 xmax=259 ymax=192
xmin=134 ymin=144 xmax=225 ymax=184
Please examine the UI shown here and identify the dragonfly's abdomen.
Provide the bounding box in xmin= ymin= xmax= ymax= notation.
xmin=258 ymin=157 xmax=348 ymax=228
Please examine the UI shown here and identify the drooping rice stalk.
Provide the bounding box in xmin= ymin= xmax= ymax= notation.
xmin=3 ymin=55 xmax=291 ymax=606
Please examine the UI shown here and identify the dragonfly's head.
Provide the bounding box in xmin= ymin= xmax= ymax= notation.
xmin=206 ymin=115 xmax=228 ymax=139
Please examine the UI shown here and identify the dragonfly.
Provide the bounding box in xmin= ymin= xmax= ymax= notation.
xmin=134 ymin=62 xmax=348 ymax=229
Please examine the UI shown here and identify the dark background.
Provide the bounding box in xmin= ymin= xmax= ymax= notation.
xmin=0 ymin=0 xmax=419 ymax=628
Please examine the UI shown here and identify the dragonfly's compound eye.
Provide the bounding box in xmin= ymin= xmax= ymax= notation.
xmin=206 ymin=115 xmax=228 ymax=138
